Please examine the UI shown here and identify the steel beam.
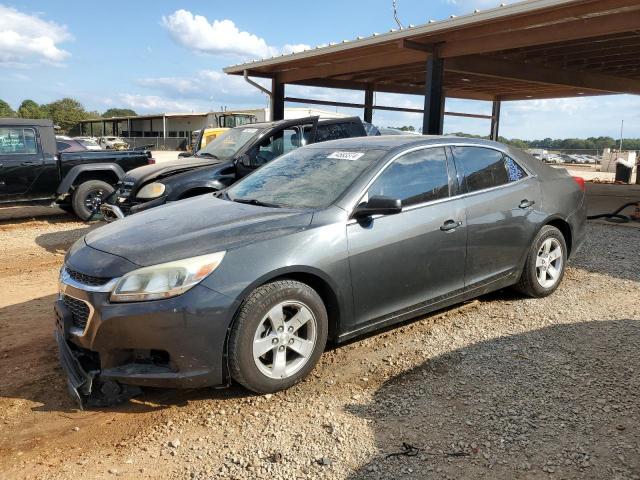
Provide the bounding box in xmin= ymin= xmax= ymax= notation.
xmin=423 ymin=51 xmax=445 ymax=135
xmin=363 ymin=87 xmax=374 ymax=123
xmin=271 ymin=78 xmax=285 ymax=121
xmin=490 ymin=99 xmax=501 ymax=141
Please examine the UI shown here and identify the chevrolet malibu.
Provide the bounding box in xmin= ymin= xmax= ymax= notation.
xmin=55 ymin=136 xmax=586 ymax=404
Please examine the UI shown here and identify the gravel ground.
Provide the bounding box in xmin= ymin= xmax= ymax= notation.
xmin=0 ymin=216 xmax=638 ymax=480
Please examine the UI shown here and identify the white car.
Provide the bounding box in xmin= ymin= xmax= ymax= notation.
xmin=74 ymin=136 xmax=102 ymax=150
xmin=98 ymin=136 xmax=129 ymax=150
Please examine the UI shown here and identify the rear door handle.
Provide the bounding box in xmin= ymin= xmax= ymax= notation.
xmin=519 ymin=199 xmax=535 ymax=209
xmin=21 ymin=161 xmax=38 ymax=166
xmin=440 ymin=219 xmax=462 ymax=231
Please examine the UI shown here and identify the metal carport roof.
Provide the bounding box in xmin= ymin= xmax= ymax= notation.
xmin=224 ymin=0 xmax=640 ymax=135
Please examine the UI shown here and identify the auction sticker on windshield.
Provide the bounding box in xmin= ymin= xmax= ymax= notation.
xmin=326 ymin=151 xmax=365 ymax=160
xmin=242 ymin=128 xmax=258 ymax=133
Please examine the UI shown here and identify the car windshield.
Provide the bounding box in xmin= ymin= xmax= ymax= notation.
xmin=227 ymin=147 xmax=384 ymax=209
xmin=198 ymin=126 xmax=263 ymax=160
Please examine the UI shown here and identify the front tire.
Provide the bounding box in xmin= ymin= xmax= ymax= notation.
xmin=514 ymin=225 xmax=567 ymax=297
xmin=228 ymin=280 xmax=328 ymax=393
xmin=72 ymin=180 xmax=114 ymax=221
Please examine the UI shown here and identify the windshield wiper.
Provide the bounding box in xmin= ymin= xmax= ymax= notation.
xmin=232 ymin=198 xmax=281 ymax=208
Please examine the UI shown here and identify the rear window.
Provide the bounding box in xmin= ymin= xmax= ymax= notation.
xmin=0 ymin=127 xmax=37 ymax=154
xmin=315 ymin=123 xmax=352 ymax=142
xmin=452 ymin=146 xmax=527 ymax=193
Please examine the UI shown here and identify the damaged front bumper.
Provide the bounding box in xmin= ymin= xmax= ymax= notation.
xmin=54 ymin=329 xmax=141 ymax=409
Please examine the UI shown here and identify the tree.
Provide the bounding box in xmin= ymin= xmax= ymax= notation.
xmin=17 ymin=99 xmax=46 ymax=119
xmin=42 ymin=98 xmax=89 ymax=133
xmin=0 ymin=100 xmax=16 ymax=118
xmin=102 ymin=108 xmax=137 ymax=118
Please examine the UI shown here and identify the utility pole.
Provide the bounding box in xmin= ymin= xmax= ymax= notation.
xmin=619 ymin=119 xmax=624 ymax=151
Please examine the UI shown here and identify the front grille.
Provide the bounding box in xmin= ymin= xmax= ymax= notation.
xmin=65 ymin=267 xmax=111 ymax=287
xmin=62 ymin=294 xmax=91 ymax=331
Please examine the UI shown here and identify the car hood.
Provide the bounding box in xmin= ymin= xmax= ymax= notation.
xmin=123 ymin=158 xmax=223 ymax=187
xmin=85 ymin=195 xmax=313 ymax=266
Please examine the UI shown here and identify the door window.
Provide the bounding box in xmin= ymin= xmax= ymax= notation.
xmin=252 ymin=126 xmax=309 ymax=167
xmin=368 ymin=147 xmax=450 ymax=206
xmin=452 ymin=146 xmax=519 ymax=193
xmin=0 ymin=128 xmax=37 ymax=154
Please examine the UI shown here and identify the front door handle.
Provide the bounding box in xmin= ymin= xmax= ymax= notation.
xmin=519 ymin=199 xmax=535 ymax=209
xmin=440 ymin=219 xmax=462 ymax=231
xmin=21 ymin=161 xmax=38 ymax=166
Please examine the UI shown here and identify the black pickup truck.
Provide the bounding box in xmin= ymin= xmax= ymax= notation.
xmin=0 ymin=118 xmax=154 ymax=220
xmin=101 ymin=116 xmax=367 ymax=220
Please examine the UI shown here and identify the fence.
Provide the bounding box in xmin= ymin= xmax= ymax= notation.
xmin=120 ymin=137 xmax=190 ymax=151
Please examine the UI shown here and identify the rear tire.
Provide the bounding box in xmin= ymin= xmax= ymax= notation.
xmin=514 ymin=225 xmax=567 ymax=298
xmin=228 ymin=280 xmax=328 ymax=393
xmin=72 ymin=180 xmax=114 ymax=221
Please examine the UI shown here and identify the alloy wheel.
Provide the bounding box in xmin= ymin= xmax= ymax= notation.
xmin=535 ymin=237 xmax=563 ymax=288
xmin=252 ymin=301 xmax=317 ymax=379
xmin=84 ymin=189 xmax=105 ymax=213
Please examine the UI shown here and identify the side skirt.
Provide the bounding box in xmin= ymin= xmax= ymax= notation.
xmin=337 ymin=271 xmax=518 ymax=343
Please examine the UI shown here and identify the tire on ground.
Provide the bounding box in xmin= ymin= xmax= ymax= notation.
xmin=228 ymin=280 xmax=328 ymax=393
xmin=71 ymin=179 xmax=114 ymax=221
xmin=514 ymin=225 xmax=567 ymax=298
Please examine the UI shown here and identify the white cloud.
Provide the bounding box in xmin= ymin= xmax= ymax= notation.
xmin=137 ymin=69 xmax=266 ymax=98
xmin=0 ymin=5 xmax=72 ymax=65
xmin=117 ymin=94 xmax=201 ymax=113
xmin=161 ymin=10 xmax=309 ymax=59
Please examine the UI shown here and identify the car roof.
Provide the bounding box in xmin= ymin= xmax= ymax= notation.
xmin=233 ymin=116 xmax=362 ymax=130
xmin=303 ymin=134 xmax=506 ymax=151
xmin=0 ymin=118 xmax=54 ymax=127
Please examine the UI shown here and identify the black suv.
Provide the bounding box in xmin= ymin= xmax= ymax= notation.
xmin=101 ymin=116 xmax=366 ymax=220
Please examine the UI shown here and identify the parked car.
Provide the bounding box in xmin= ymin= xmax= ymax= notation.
xmin=57 ymin=138 xmax=89 ymax=153
xmin=101 ymin=116 xmax=367 ymax=221
xmin=98 ymin=136 xmax=129 ymax=150
xmin=0 ymin=119 xmax=154 ymax=220
xmin=56 ymin=136 xmax=586 ymax=406
xmin=74 ymin=137 xmax=102 ymax=150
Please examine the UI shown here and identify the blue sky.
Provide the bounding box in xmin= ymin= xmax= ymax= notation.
xmin=1 ymin=0 xmax=639 ymax=140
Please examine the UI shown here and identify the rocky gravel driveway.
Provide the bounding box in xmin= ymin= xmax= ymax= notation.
xmin=1 ymin=219 xmax=638 ymax=480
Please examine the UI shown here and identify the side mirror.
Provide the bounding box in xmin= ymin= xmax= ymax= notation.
xmin=353 ymin=195 xmax=402 ymax=218
xmin=237 ymin=153 xmax=251 ymax=167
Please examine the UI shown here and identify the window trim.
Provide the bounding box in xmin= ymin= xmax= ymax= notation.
xmin=364 ymin=145 xmax=453 ymax=209
xmin=0 ymin=127 xmax=39 ymax=156
xmin=347 ymin=143 xmax=536 ymax=221
xmin=450 ymin=145 xmax=530 ymax=195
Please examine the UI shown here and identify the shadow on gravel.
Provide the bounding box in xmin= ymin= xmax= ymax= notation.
xmin=0 ymin=206 xmax=71 ymax=223
xmin=35 ymin=225 xmax=96 ymax=254
xmin=346 ymin=319 xmax=640 ymax=480
xmin=568 ymin=224 xmax=640 ymax=283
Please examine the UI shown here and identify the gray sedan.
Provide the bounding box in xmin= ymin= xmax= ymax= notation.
xmin=56 ymin=136 xmax=586 ymax=403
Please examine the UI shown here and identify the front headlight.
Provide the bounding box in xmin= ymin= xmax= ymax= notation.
xmin=136 ymin=182 xmax=166 ymax=200
xmin=110 ymin=251 xmax=225 ymax=302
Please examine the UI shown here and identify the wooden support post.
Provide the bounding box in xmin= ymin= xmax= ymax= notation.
xmin=422 ymin=50 xmax=445 ymax=135
xmin=271 ymin=78 xmax=285 ymax=121
xmin=490 ymin=99 xmax=501 ymax=141
xmin=363 ymin=87 xmax=374 ymax=124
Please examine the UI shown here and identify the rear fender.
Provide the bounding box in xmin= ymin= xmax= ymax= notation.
xmin=57 ymin=164 xmax=125 ymax=196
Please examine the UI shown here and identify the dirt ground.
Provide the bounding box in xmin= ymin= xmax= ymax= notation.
xmin=0 ymin=211 xmax=638 ymax=480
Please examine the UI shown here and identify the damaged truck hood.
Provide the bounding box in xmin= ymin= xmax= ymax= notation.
xmin=84 ymin=195 xmax=313 ymax=267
